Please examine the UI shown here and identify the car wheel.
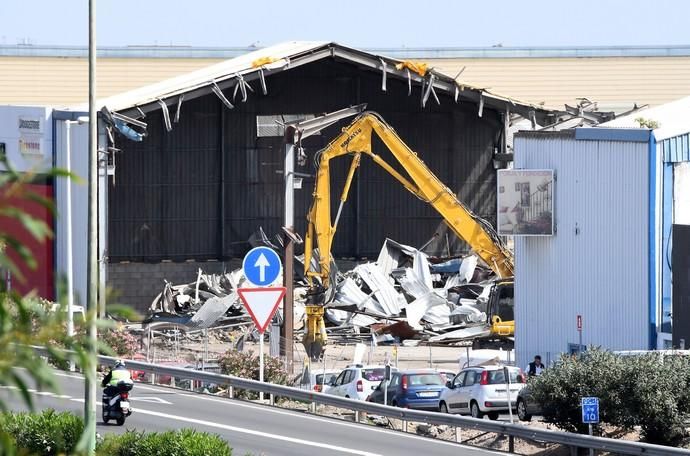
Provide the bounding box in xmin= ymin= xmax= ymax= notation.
xmin=517 ymin=399 xmax=532 ymax=422
xmin=439 ymin=402 xmax=449 ymax=414
xmin=470 ymin=401 xmax=484 ymax=419
xmin=488 ymin=411 xmax=499 ymax=421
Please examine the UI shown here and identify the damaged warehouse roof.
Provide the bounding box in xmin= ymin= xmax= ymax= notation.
xmin=69 ymin=41 xmax=558 ymax=127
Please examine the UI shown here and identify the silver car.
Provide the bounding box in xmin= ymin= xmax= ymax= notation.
xmin=439 ymin=365 xmax=525 ymax=420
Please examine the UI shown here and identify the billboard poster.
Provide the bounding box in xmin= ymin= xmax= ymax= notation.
xmin=18 ymin=116 xmax=43 ymax=156
xmin=497 ymin=169 xmax=554 ymax=236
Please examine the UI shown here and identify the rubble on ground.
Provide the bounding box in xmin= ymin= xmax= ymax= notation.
xmin=144 ymin=232 xmax=504 ymax=346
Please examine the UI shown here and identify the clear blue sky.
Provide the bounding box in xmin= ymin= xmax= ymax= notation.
xmin=1 ymin=0 xmax=687 ymax=48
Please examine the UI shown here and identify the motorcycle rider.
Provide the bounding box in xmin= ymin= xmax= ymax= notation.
xmin=102 ymin=360 xmax=133 ymax=403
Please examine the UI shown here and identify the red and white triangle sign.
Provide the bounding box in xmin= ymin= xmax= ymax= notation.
xmin=237 ymin=287 xmax=286 ymax=333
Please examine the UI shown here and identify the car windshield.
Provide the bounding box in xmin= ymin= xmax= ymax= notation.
xmin=361 ymin=369 xmax=385 ymax=382
xmin=315 ymin=373 xmax=337 ymax=385
xmin=408 ymin=373 xmax=445 ymax=386
xmin=486 ymin=370 xmax=523 ymax=384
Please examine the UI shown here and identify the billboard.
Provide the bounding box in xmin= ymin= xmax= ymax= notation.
xmin=497 ymin=169 xmax=554 ymax=236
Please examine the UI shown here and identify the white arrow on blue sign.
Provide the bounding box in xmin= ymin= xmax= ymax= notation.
xmin=242 ymin=246 xmax=282 ymax=287
xmin=581 ymin=397 xmax=599 ymax=424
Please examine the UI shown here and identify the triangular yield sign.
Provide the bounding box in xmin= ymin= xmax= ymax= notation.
xmin=237 ymin=287 xmax=286 ymax=333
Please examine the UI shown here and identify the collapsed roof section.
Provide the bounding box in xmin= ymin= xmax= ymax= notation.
xmin=72 ymin=41 xmax=558 ymax=130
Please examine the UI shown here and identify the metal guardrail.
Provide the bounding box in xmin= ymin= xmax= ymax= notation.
xmin=34 ymin=347 xmax=690 ymax=456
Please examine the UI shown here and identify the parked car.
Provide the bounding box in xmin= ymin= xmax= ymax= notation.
xmin=438 ymin=365 xmax=525 ymax=420
xmin=296 ymin=369 xmax=340 ymax=393
xmin=436 ymin=369 xmax=456 ymax=384
xmin=516 ymin=385 xmax=542 ymax=421
xmin=367 ymin=369 xmax=446 ymax=411
xmin=326 ymin=365 xmax=396 ymax=401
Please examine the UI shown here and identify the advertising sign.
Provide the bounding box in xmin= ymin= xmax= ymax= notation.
xmin=18 ymin=116 xmax=43 ymax=156
xmin=497 ymin=169 xmax=554 ymax=236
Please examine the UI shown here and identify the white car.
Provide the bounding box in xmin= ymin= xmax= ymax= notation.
xmin=438 ymin=365 xmax=525 ymax=420
xmin=296 ymin=369 xmax=340 ymax=394
xmin=326 ymin=365 xmax=395 ymax=401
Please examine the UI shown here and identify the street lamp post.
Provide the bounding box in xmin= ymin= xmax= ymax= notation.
xmin=84 ymin=0 xmax=98 ymax=452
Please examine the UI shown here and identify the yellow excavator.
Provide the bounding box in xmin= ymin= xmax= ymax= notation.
xmin=302 ymin=112 xmax=515 ymax=358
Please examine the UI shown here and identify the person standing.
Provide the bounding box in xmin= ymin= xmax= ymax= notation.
xmin=526 ymin=355 xmax=545 ymax=377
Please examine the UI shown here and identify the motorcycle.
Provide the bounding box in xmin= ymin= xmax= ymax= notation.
xmin=102 ymin=381 xmax=133 ymax=425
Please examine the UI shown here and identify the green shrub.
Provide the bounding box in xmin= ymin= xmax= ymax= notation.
xmin=218 ymin=349 xmax=288 ymax=399
xmin=530 ymin=348 xmax=690 ymax=445
xmin=97 ymin=429 xmax=231 ymax=456
xmin=0 ymin=409 xmax=84 ymax=455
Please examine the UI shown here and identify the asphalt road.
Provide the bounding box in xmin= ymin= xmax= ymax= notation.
xmin=1 ymin=371 xmax=504 ymax=456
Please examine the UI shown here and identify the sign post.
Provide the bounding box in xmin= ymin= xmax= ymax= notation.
xmin=240 ymin=247 xmax=285 ymax=402
xmin=582 ymin=397 xmax=599 ymax=456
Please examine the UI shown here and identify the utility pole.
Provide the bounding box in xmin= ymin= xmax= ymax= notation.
xmin=281 ymin=126 xmax=296 ymax=373
xmin=280 ymin=105 xmax=365 ymax=366
xmin=84 ymin=0 xmax=98 ymax=452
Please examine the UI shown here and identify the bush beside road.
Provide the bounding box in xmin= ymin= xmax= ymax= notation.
xmin=530 ymin=348 xmax=690 ymax=446
xmin=0 ymin=409 xmax=232 ymax=456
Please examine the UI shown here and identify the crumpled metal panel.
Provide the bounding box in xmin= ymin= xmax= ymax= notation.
xmin=413 ymin=251 xmax=433 ymax=290
xmin=399 ymin=269 xmax=431 ymax=300
xmin=353 ymin=263 xmax=405 ymax=316
xmin=325 ymin=309 xmax=378 ymax=328
xmin=428 ymin=325 xmax=491 ymax=342
xmin=458 ymin=255 xmax=478 ymax=284
xmin=405 ymin=292 xmax=448 ymax=329
xmin=450 ymin=298 xmax=486 ymax=323
xmin=187 ymin=292 xmax=238 ymax=329
xmin=375 ymin=238 xmax=418 ymax=276
xmin=423 ymin=300 xmax=452 ymax=325
xmin=334 ymin=277 xmax=382 ymax=312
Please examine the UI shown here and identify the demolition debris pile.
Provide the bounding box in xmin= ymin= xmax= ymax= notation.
xmin=146 ymin=238 xmax=505 ymax=346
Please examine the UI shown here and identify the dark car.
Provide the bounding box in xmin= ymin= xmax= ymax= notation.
xmin=367 ymin=369 xmax=446 ymax=411
xmin=516 ymin=385 xmax=542 ymax=421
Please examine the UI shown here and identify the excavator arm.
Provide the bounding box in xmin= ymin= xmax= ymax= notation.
xmin=302 ymin=112 xmax=514 ymax=358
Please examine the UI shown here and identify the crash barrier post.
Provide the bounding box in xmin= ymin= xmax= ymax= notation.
xmin=32 ymin=346 xmax=690 ymax=456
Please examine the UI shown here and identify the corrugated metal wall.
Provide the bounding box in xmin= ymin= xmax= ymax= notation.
xmin=108 ymin=59 xmax=501 ymax=261
xmin=514 ymin=131 xmax=649 ymax=368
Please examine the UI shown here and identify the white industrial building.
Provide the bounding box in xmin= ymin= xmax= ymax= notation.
xmin=513 ymin=128 xmax=656 ymax=367
xmin=514 ymin=105 xmax=690 ymax=367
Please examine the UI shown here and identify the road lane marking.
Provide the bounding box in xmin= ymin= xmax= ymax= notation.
xmin=48 ymin=373 xmax=463 ymax=449
xmin=136 ymin=396 xmax=172 ymax=405
xmin=131 ymin=407 xmax=381 ymax=456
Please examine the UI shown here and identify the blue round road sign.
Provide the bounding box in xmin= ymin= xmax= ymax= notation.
xmin=242 ymin=247 xmax=282 ymax=287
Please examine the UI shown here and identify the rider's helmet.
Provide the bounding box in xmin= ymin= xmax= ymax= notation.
xmin=114 ymin=359 xmax=126 ymax=369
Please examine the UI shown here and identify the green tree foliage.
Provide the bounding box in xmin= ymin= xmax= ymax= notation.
xmin=530 ymin=348 xmax=690 ymax=445
xmin=0 ymin=158 xmax=83 ymax=411
xmin=0 ymin=158 xmax=95 ymax=453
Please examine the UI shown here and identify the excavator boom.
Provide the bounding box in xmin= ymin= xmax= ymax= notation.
xmin=302 ymin=112 xmax=514 ymax=358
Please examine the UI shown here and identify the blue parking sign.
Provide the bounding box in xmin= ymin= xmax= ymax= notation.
xmin=581 ymin=397 xmax=599 ymax=424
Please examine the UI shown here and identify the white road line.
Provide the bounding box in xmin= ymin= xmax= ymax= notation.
xmin=131 ymin=407 xmax=382 ymax=456
xmin=51 ymin=372 xmax=462 ymax=448
xmin=9 ymin=377 xmax=505 ymax=455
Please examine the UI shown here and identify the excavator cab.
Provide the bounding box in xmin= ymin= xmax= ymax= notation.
xmin=487 ymin=280 xmax=515 ymax=337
